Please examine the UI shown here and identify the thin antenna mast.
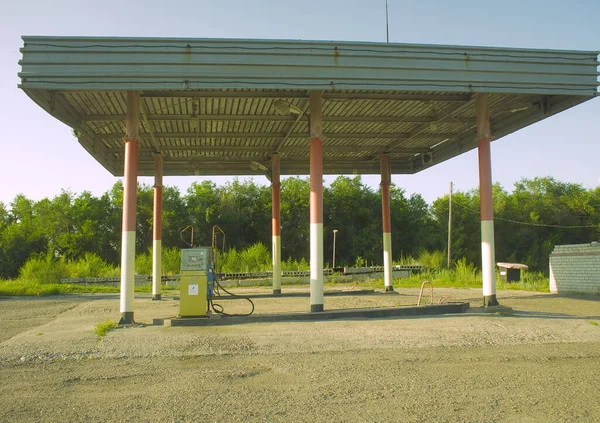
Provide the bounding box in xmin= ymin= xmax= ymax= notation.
xmin=385 ymin=0 xmax=390 ymax=42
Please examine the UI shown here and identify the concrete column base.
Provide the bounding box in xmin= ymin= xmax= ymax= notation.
xmin=311 ymin=304 xmax=324 ymax=313
xmin=119 ymin=312 xmax=135 ymax=325
xmin=152 ymin=294 xmax=162 ymax=301
xmin=272 ymin=289 xmax=282 ymax=295
xmin=384 ymin=286 xmax=395 ymax=293
xmin=483 ymin=295 xmax=499 ymax=307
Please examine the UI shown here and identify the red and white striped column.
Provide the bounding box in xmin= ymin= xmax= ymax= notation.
xmin=380 ymin=153 xmax=394 ymax=292
xmin=309 ymin=91 xmax=324 ymax=312
xmin=271 ymin=154 xmax=282 ymax=295
xmin=476 ymin=93 xmax=499 ymax=307
xmin=152 ymin=153 xmax=163 ymax=301
xmin=119 ymin=91 xmax=140 ymax=324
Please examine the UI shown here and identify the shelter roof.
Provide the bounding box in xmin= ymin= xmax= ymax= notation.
xmin=18 ymin=36 xmax=599 ymax=177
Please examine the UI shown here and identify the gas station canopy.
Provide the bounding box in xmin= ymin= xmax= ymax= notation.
xmin=18 ymin=36 xmax=598 ymax=177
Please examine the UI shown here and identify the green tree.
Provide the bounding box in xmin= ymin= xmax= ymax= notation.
xmin=325 ymin=176 xmax=380 ymax=267
xmin=184 ymin=180 xmax=221 ymax=247
xmin=280 ymin=177 xmax=310 ymax=260
xmin=0 ymin=195 xmax=46 ymax=278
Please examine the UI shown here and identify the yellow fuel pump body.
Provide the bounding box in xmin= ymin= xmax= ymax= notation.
xmin=179 ymin=247 xmax=211 ymax=317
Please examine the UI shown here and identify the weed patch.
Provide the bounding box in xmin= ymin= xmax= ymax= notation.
xmin=94 ymin=320 xmax=118 ymax=338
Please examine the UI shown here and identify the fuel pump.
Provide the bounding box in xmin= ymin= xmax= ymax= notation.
xmin=178 ymin=243 xmax=255 ymax=318
xmin=179 ymin=247 xmax=213 ymax=317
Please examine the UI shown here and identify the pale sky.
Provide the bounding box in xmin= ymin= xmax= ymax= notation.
xmin=1 ymin=0 xmax=598 ymax=206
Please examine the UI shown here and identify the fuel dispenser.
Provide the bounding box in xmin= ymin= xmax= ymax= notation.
xmin=179 ymin=247 xmax=214 ymax=317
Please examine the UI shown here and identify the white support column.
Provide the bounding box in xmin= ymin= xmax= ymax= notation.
xmin=380 ymin=154 xmax=394 ymax=292
xmin=271 ymin=154 xmax=282 ymax=295
xmin=152 ymin=153 xmax=163 ymax=301
xmin=119 ymin=91 xmax=140 ymax=325
xmin=309 ymin=90 xmax=324 ymax=312
xmin=476 ymin=93 xmax=499 ymax=307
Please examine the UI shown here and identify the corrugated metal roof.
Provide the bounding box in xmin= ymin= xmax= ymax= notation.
xmin=18 ymin=36 xmax=599 ymax=177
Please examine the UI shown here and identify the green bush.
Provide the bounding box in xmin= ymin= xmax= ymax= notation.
xmin=218 ymin=247 xmax=239 ymax=272
xmin=215 ymin=243 xmax=273 ymax=273
xmin=418 ymin=250 xmax=446 ymax=271
xmin=134 ymin=250 xmax=153 ymax=275
xmin=281 ymin=256 xmax=309 ymax=271
xmin=134 ymin=247 xmax=182 ymax=275
xmin=162 ymin=247 xmax=181 ymax=274
xmin=18 ymin=253 xmax=69 ymax=284
xmin=454 ymin=257 xmax=477 ymax=279
xmin=239 ymin=242 xmax=271 ymax=272
xmin=394 ymin=254 xmax=419 ymax=266
xmin=66 ymin=253 xmax=119 ymax=278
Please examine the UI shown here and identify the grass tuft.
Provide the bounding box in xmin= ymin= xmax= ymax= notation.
xmin=94 ymin=320 xmax=118 ymax=338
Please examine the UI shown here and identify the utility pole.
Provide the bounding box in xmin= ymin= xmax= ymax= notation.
xmin=332 ymin=229 xmax=339 ymax=268
xmin=447 ymin=181 xmax=453 ymax=268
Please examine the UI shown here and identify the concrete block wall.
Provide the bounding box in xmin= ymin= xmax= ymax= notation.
xmin=549 ymin=242 xmax=600 ymax=294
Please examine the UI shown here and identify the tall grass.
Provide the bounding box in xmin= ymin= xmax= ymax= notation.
xmin=162 ymin=247 xmax=181 ymax=274
xmin=18 ymin=253 xmax=119 ymax=285
xmin=216 ymin=242 xmax=272 ymax=273
xmin=281 ymin=256 xmax=310 ymax=271
xmin=67 ymin=253 xmax=119 ymax=278
xmin=497 ymin=270 xmax=550 ymax=292
xmin=18 ymin=253 xmax=69 ymax=285
xmin=0 ymin=280 xmax=118 ymax=296
xmin=417 ymin=250 xmax=446 ymax=271
xmin=134 ymin=252 xmax=153 ymax=275
xmin=394 ymin=254 xmax=420 ymax=266
xmin=134 ymin=247 xmax=186 ymax=275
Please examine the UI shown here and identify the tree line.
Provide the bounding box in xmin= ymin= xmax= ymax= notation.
xmin=1 ymin=176 xmax=598 ymax=279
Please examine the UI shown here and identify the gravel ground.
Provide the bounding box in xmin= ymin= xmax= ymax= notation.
xmin=1 ymin=287 xmax=599 ymax=422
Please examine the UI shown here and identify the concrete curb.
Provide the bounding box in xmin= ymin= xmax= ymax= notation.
xmin=164 ymin=302 xmax=470 ymax=326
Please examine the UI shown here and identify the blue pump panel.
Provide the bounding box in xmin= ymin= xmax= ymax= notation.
xmin=207 ymin=264 xmax=215 ymax=298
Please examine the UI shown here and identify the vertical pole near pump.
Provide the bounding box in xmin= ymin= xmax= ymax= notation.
xmin=476 ymin=93 xmax=499 ymax=307
xmin=119 ymin=91 xmax=140 ymax=324
xmin=380 ymin=153 xmax=394 ymax=292
xmin=271 ymin=154 xmax=282 ymax=295
xmin=447 ymin=181 xmax=453 ymax=269
xmin=309 ymin=90 xmax=324 ymax=312
xmin=152 ymin=153 xmax=163 ymax=301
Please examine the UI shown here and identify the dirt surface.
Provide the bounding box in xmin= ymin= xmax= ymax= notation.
xmin=1 ymin=287 xmax=599 ymax=422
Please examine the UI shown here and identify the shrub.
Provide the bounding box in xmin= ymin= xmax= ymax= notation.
xmin=135 ymin=250 xmax=153 ymax=275
xmin=354 ymin=256 xmax=365 ymax=268
xmin=162 ymin=247 xmax=181 ymax=274
xmin=215 ymin=243 xmax=272 ymax=273
xmin=281 ymin=256 xmax=310 ymax=271
xmin=394 ymin=254 xmax=419 ymax=266
xmin=454 ymin=257 xmax=477 ymax=279
xmin=418 ymin=250 xmax=446 ymax=271
xmin=66 ymin=253 xmax=119 ymax=278
xmin=18 ymin=253 xmax=69 ymax=284
xmin=239 ymin=242 xmax=271 ymax=273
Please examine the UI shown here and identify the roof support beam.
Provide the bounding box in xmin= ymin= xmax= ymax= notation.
xmin=381 ymin=100 xmax=472 ymax=155
xmin=140 ymin=100 xmax=160 ymax=152
xmin=107 ymin=145 xmax=431 ymax=155
xmin=99 ymin=132 xmax=459 ymax=140
xmin=275 ymin=99 xmax=310 ymax=153
xmin=140 ymin=91 xmax=471 ymax=102
xmin=80 ymin=114 xmax=475 ymax=124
